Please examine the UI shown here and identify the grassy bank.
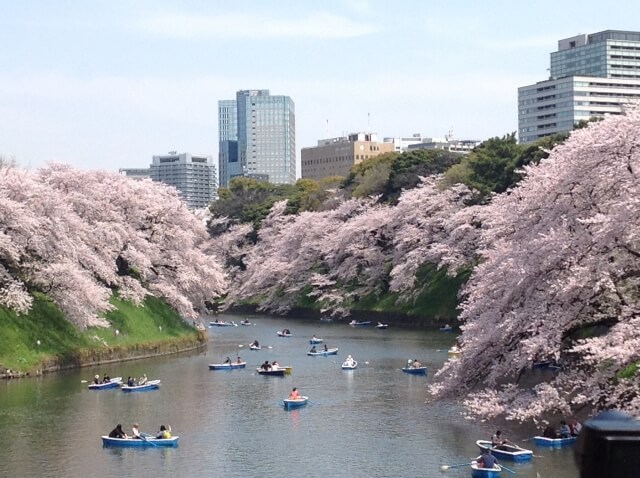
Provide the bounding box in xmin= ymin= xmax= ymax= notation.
xmin=0 ymin=293 xmax=202 ymax=374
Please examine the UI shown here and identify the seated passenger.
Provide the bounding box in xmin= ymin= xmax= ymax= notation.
xmin=156 ymin=424 xmax=171 ymax=439
xmin=109 ymin=423 xmax=127 ymax=439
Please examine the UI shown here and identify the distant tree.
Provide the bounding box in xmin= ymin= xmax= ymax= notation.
xmin=431 ymin=107 xmax=640 ymax=421
xmin=385 ymin=149 xmax=463 ymax=202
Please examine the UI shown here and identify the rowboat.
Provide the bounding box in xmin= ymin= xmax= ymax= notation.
xmin=88 ymin=377 xmax=123 ymax=390
xmin=470 ymin=462 xmax=502 ymax=478
xmin=533 ymin=435 xmax=577 ymax=447
xmin=349 ymin=320 xmax=372 ymax=326
xmin=401 ymin=367 xmax=427 ymax=375
xmin=376 ymin=322 xmax=388 ymax=329
xmin=309 ymin=338 xmax=324 ymax=344
xmin=476 ymin=440 xmax=533 ymax=461
xmin=208 ymin=361 xmax=247 ymax=370
xmin=249 ymin=344 xmax=261 ymax=351
xmin=240 ymin=320 xmax=253 ymax=326
xmin=101 ymin=436 xmax=179 ymax=447
xmin=448 ymin=346 xmax=461 ymax=358
xmin=308 ymin=348 xmax=339 ymax=356
xmin=277 ymin=330 xmax=292 ymax=337
xmin=342 ymin=359 xmax=358 ymax=370
xmin=283 ymin=396 xmax=308 ymax=410
xmin=256 ymin=368 xmax=286 ymax=376
xmin=121 ymin=380 xmax=161 ymax=392
xmin=209 ymin=320 xmax=237 ymax=327
xmin=439 ymin=325 xmax=453 ymax=332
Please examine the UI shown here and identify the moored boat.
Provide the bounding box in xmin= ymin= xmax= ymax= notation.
xmin=283 ymin=396 xmax=308 ymax=410
xmin=533 ymin=435 xmax=577 ymax=447
xmin=470 ymin=462 xmax=502 ymax=478
xmin=88 ymin=377 xmax=123 ymax=390
xmin=101 ymin=436 xmax=179 ymax=447
xmin=401 ymin=366 xmax=427 ymax=375
xmin=121 ymin=379 xmax=161 ymax=392
xmin=208 ymin=361 xmax=247 ymax=370
xmin=476 ymin=440 xmax=533 ymax=462
xmin=308 ymin=348 xmax=339 ymax=356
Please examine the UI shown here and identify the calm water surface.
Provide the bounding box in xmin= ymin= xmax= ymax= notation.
xmin=0 ymin=315 xmax=580 ymax=478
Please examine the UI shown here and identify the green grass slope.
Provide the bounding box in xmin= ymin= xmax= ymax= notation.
xmin=0 ymin=293 xmax=200 ymax=373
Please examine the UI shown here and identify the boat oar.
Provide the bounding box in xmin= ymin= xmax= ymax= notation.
xmin=439 ymin=462 xmax=472 ymax=470
xmin=140 ymin=432 xmax=158 ymax=447
xmin=499 ymin=464 xmax=517 ymax=474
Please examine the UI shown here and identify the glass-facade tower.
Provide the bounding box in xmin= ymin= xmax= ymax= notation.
xmin=218 ymin=89 xmax=296 ymax=186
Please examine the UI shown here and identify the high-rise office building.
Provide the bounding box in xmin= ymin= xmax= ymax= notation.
xmin=301 ymin=132 xmax=393 ymax=181
xmin=218 ymin=89 xmax=296 ymax=186
xmin=150 ymin=152 xmax=217 ymax=209
xmin=518 ymin=30 xmax=640 ymax=143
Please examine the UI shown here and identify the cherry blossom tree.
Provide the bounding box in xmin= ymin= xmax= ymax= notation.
xmin=431 ymin=106 xmax=640 ymax=421
xmin=0 ymin=164 xmax=226 ymax=328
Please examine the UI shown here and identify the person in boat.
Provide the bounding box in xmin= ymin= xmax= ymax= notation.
xmin=109 ymin=424 xmax=127 ymax=439
xmin=236 ymin=356 xmax=243 ymax=364
xmin=288 ymin=387 xmax=300 ymax=400
xmin=346 ymin=354 xmax=354 ymax=364
xmin=261 ymin=360 xmax=271 ymax=371
xmin=156 ymin=424 xmax=171 ymax=439
xmin=283 ymin=329 xmax=290 ymax=334
xmin=412 ymin=359 xmax=422 ymax=368
xmin=138 ymin=374 xmax=147 ymax=386
xmin=102 ymin=373 xmax=111 ymax=383
xmin=569 ymin=417 xmax=582 ymax=436
xmin=251 ymin=340 xmax=259 ymax=347
xmin=310 ymin=345 xmax=317 ymax=353
xmin=542 ymin=425 xmax=557 ymax=438
xmin=491 ymin=430 xmax=513 ymax=450
xmin=131 ymin=423 xmax=141 ymax=439
xmin=324 ymin=344 xmax=328 ymax=352
xmin=271 ymin=360 xmax=279 ymax=370
xmin=93 ymin=374 xmax=100 ymax=385
xmin=127 ymin=376 xmax=136 ymax=387
xmin=477 ymin=449 xmax=498 ymax=469
xmin=558 ymin=420 xmax=571 ymax=438
xmin=223 ymin=357 xmax=231 ymax=364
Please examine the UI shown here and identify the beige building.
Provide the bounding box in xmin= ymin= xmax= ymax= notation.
xmin=301 ymin=132 xmax=394 ymax=181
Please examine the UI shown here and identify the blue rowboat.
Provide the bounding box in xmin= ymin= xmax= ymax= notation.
xmin=88 ymin=377 xmax=123 ymax=390
xmin=470 ymin=463 xmax=502 ymax=478
xmin=308 ymin=348 xmax=339 ymax=356
xmin=101 ymin=436 xmax=179 ymax=447
xmin=309 ymin=338 xmax=324 ymax=344
xmin=476 ymin=440 xmax=533 ymax=462
xmin=401 ymin=367 xmax=427 ymax=375
xmin=533 ymin=435 xmax=577 ymax=447
xmin=208 ymin=362 xmax=247 ymax=370
xmin=283 ymin=396 xmax=308 ymax=410
xmin=121 ymin=379 xmax=161 ymax=392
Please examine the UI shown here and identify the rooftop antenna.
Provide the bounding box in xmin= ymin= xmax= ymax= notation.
xmin=367 ymin=112 xmax=370 ymax=132
xmin=326 ymin=119 xmax=329 ymax=139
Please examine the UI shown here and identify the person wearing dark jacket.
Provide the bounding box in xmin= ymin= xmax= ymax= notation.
xmin=108 ymin=424 xmax=127 ymax=439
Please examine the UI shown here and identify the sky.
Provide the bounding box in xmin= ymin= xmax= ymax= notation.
xmin=2 ymin=0 xmax=640 ymax=174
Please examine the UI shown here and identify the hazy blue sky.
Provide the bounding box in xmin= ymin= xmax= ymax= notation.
xmin=2 ymin=1 xmax=640 ymax=173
